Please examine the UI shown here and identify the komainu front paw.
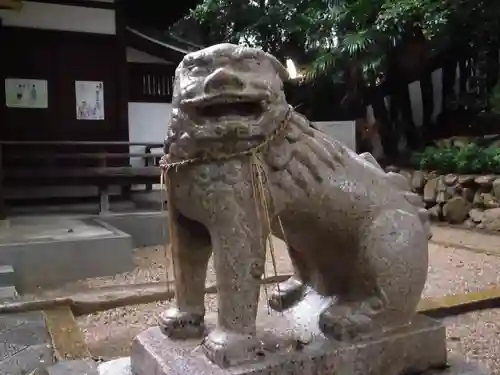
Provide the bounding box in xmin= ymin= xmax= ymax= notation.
xmin=202 ymin=329 xmax=260 ymax=368
xmin=158 ymin=307 xmax=205 ymax=339
xmin=268 ymin=276 xmax=305 ymax=311
xmin=318 ymin=297 xmax=385 ymax=341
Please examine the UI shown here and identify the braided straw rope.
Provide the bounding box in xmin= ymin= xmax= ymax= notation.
xmin=160 ymin=106 xmax=293 ymax=171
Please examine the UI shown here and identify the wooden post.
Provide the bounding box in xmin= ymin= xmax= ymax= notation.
xmin=98 ymin=185 xmax=110 ymax=215
xmin=115 ymin=5 xmax=132 ymax=199
xmin=97 ymin=146 xmax=110 ymax=214
xmin=145 ymin=146 xmax=153 ymax=192
xmin=0 ymin=144 xmax=8 ymax=230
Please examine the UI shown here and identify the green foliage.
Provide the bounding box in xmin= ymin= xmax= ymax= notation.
xmin=188 ymin=0 xmax=331 ymax=57
xmin=411 ymin=143 xmax=500 ymax=174
xmin=303 ymin=0 xmax=451 ymax=85
xmin=182 ymin=0 xmax=453 ymax=88
xmin=181 ymin=0 xmax=500 ymax=111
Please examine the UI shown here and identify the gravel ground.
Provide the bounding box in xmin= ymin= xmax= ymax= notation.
xmin=445 ymin=309 xmax=500 ymax=374
xmin=425 ymin=243 xmax=500 ymax=298
xmin=33 ymin=235 xmax=500 ymax=372
xmin=38 ymin=238 xmax=294 ymax=297
xmin=81 ymin=300 xmax=500 ymax=374
xmin=39 ymin=239 xmax=500 ymax=299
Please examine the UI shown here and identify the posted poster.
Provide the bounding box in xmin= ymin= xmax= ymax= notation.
xmin=5 ymin=78 xmax=48 ymax=109
xmin=75 ymin=81 xmax=105 ymax=120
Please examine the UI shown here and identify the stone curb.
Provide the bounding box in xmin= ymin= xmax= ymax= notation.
xmin=430 ymin=239 xmax=500 ymax=258
xmin=418 ymin=287 xmax=500 ymax=319
xmin=43 ymin=306 xmax=92 ymax=361
xmin=432 ymin=222 xmax=500 ymax=238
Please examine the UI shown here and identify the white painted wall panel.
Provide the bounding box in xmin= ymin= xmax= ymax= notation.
xmin=0 ymin=2 xmax=115 ymax=34
xmin=128 ymin=102 xmax=172 ymax=167
xmin=313 ymin=121 xmax=356 ymax=151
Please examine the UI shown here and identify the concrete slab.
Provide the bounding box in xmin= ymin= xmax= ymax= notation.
xmin=46 ymin=359 xmax=98 ymax=375
xmin=0 ymin=286 xmax=17 ymax=300
xmin=0 ymin=216 xmax=134 ymax=292
xmin=0 ymin=343 xmax=54 ymax=375
xmin=98 ymin=357 xmax=131 ymax=375
xmin=0 ymin=265 xmax=15 ymax=287
xmin=8 ymin=200 xmax=137 ymax=216
xmin=0 ymin=311 xmax=54 ymax=375
xmin=0 ymin=311 xmax=46 ymax=333
xmin=0 ymin=216 xmax=116 ymax=244
xmin=96 ymin=211 xmax=169 ymax=248
xmin=0 ymin=313 xmax=51 ymax=348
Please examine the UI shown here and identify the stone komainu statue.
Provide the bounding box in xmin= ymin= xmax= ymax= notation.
xmin=160 ymin=43 xmax=431 ymax=367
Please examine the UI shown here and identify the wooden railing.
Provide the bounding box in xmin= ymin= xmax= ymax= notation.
xmin=0 ymin=141 xmax=165 ymax=214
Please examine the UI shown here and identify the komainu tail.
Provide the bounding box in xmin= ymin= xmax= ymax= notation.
xmin=359 ymin=152 xmax=432 ymax=239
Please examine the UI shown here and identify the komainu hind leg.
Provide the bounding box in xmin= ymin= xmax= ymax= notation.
xmin=319 ymin=295 xmax=387 ymax=341
xmin=319 ymin=209 xmax=428 ymax=341
xmin=269 ymin=245 xmax=308 ymax=311
xmin=159 ymin=210 xmax=212 ymax=339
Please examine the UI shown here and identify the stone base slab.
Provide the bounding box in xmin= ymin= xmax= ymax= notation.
xmin=97 ymin=356 xmax=490 ymax=375
xmin=424 ymin=355 xmax=491 ymax=375
xmin=131 ymin=313 xmax=448 ymax=375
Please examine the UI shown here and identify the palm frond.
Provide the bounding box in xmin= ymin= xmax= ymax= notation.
xmin=340 ymin=30 xmax=374 ymax=56
xmin=303 ymin=49 xmax=342 ymax=83
xmin=324 ymin=0 xmax=347 ymax=8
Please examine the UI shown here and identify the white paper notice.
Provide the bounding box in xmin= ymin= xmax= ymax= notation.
xmin=5 ymin=78 xmax=48 ymax=109
xmin=75 ymin=80 xmax=105 ymax=120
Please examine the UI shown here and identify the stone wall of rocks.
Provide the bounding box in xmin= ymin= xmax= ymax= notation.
xmin=409 ymin=171 xmax=500 ymax=231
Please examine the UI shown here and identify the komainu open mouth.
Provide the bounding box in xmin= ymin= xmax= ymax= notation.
xmin=197 ymin=101 xmax=262 ymax=118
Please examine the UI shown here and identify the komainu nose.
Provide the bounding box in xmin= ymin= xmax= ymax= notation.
xmin=203 ymin=67 xmax=245 ymax=94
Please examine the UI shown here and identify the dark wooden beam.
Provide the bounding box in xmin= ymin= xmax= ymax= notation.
xmin=120 ymin=0 xmax=202 ymax=29
xmin=24 ymin=0 xmax=115 ymax=10
xmin=0 ymin=141 xmax=163 ymax=146
xmin=7 ymin=152 xmax=163 ymax=160
xmin=115 ymin=0 xmax=129 ymax=144
xmin=0 ymin=0 xmax=22 ymax=10
xmin=0 ymin=145 xmax=6 ymax=221
xmin=125 ymin=27 xmax=187 ymax=64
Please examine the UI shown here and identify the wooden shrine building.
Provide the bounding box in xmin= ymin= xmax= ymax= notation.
xmin=0 ymin=0 xmax=202 ymax=219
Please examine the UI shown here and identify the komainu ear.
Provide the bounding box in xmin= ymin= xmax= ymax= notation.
xmin=264 ymin=52 xmax=290 ymax=82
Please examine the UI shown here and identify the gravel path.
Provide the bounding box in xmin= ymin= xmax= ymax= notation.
xmin=81 ymin=301 xmax=500 ymax=374
xmin=32 ymin=233 xmax=500 ymax=372
xmin=425 ymin=243 xmax=500 ymax=298
xmin=38 ymin=238 xmax=294 ymax=297
xmin=39 ymin=240 xmax=500 ymax=300
xmin=445 ymin=309 xmax=500 ymax=374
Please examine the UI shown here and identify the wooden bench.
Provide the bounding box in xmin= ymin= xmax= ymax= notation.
xmin=0 ymin=141 xmax=164 ymax=214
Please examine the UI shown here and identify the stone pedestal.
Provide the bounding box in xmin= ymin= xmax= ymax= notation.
xmin=132 ymin=313 xmax=448 ymax=375
xmin=131 ymin=287 xmax=455 ymax=375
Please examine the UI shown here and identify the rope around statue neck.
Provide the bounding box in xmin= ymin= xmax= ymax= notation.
xmin=160 ymin=105 xmax=293 ymax=172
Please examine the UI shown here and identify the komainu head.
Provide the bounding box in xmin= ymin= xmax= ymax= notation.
xmin=166 ymin=43 xmax=291 ymax=160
